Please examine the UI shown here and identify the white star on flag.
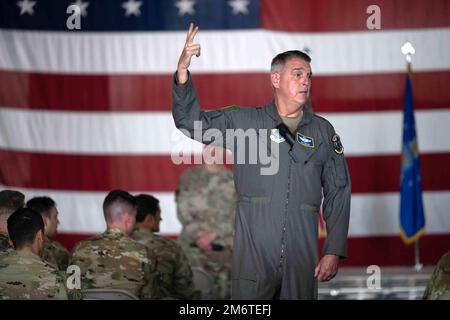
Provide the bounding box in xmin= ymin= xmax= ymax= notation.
xmin=174 ymin=0 xmax=196 ymax=16
xmin=122 ymin=0 xmax=143 ymax=17
xmin=17 ymin=0 xmax=36 ymax=16
xmin=228 ymin=0 xmax=250 ymax=15
xmin=71 ymin=0 xmax=89 ymax=17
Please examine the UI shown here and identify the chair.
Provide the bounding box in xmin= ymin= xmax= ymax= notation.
xmin=81 ymin=288 xmax=139 ymax=300
xmin=191 ymin=267 xmax=215 ymax=300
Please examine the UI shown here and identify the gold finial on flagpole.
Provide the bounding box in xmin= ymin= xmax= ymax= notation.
xmin=401 ymin=41 xmax=415 ymax=74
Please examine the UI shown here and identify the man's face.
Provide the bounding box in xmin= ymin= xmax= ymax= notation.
xmin=126 ymin=210 xmax=137 ymax=235
xmin=274 ymin=58 xmax=312 ymax=108
xmin=36 ymin=230 xmax=45 ymax=257
xmin=152 ymin=207 xmax=162 ymax=233
xmin=44 ymin=206 xmax=59 ymax=237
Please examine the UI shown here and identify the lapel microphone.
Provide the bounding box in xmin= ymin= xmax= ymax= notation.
xmin=275 ymin=123 xmax=298 ymax=163
xmin=276 ymin=123 xmax=296 ymax=150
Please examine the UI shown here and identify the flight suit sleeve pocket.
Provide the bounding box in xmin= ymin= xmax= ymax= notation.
xmin=332 ymin=155 xmax=348 ymax=187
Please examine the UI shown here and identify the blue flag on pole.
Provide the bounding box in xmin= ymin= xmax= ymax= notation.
xmin=400 ymin=74 xmax=426 ymax=244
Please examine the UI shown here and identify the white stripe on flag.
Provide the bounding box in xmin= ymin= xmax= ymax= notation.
xmin=0 ymin=28 xmax=449 ymax=74
xmin=349 ymin=191 xmax=450 ymax=236
xmin=0 ymin=185 xmax=182 ymax=234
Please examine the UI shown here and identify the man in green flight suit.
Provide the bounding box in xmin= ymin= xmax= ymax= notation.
xmin=172 ymin=24 xmax=351 ymax=299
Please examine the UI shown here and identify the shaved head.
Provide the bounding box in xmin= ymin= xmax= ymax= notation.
xmin=0 ymin=190 xmax=25 ymax=227
xmin=103 ymin=190 xmax=137 ymax=223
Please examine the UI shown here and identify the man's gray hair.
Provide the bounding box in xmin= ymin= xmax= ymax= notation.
xmin=271 ymin=50 xmax=311 ymax=73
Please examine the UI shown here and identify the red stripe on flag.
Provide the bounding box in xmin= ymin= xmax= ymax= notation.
xmin=261 ymin=0 xmax=450 ymax=32
xmin=0 ymin=151 xmax=190 ymax=192
xmin=1 ymin=150 xmax=449 ymax=193
xmin=348 ymin=154 xmax=450 ymax=193
xmin=1 ymin=71 xmax=449 ymax=112
xmin=338 ymin=234 xmax=450 ymax=266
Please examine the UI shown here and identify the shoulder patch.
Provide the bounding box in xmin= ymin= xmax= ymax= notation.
xmin=221 ymin=105 xmax=240 ymax=113
xmin=332 ymin=133 xmax=344 ymax=154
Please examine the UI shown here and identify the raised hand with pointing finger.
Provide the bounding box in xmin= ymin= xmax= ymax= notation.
xmin=177 ymin=23 xmax=201 ymax=85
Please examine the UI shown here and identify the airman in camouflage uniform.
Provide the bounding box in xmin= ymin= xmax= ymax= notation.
xmin=132 ymin=227 xmax=199 ymax=299
xmin=70 ymin=189 xmax=159 ymax=299
xmin=26 ymin=197 xmax=71 ymax=271
xmin=423 ymin=251 xmax=450 ymax=300
xmin=0 ymin=249 xmax=68 ymax=300
xmin=0 ymin=190 xmax=25 ymax=253
xmin=176 ymin=159 xmax=237 ymax=300
xmin=42 ymin=236 xmax=70 ymax=271
xmin=0 ymin=207 xmax=77 ymax=300
xmin=71 ymin=228 xmax=158 ymax=299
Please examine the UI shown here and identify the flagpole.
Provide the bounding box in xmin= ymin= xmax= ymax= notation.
xmin=414 ymin=241 xmax=423 ymax=271
xmin=402 ymin=41 xmax=423 ymax=271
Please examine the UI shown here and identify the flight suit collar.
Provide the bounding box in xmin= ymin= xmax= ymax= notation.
xmin=265 ymin=100 xmax=313 ymax=128
xmin=298 ymin=106 xmax=313 ymax=129
xmin=265 ymin=100 xmax=319 ymax=164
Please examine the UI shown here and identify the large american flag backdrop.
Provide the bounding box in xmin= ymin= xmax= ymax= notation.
xmin=0 ymin=0 xmax=449 ymax=266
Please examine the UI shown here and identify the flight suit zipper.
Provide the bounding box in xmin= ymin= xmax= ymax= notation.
xmin=278 ymin=157 xmax=292 ymax=275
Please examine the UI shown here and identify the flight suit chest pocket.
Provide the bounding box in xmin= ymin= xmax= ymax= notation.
xmin=297 ymin=140 xmax=323 ymax=164
xmin=332 ymin=155 xmax=348 ymax=187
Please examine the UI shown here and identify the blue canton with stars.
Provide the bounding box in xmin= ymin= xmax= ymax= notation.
xmin=0 ymin=0 xmax=259 ymax=31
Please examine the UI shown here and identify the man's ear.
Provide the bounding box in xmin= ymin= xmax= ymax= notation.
xmin=43 ymin=215 xmax=49 ymax=228
xmin=125 ymin=213 xmax=134 ymax=225
xmin=145 ymin=214 xmax=155 ymax=228
xmin=36 ymin=229 xmax=44 ymax=242
xmin=271 ymin=72 xmax=280 ymax=89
